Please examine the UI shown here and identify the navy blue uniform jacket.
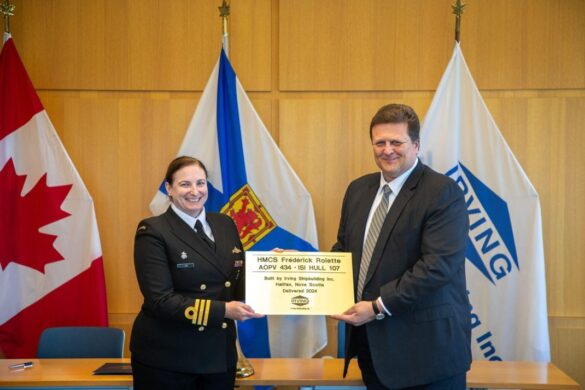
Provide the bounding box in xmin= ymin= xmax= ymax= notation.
xmin=130 ymin=207 xmax=244 ymax=374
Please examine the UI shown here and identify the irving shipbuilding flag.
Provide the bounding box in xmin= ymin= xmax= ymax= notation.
xmin=420 ymin=42 xmax=550 ymax=361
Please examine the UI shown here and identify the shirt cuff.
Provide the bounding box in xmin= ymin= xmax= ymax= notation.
xmin=377 ymin=297 xmax=392 ymax=316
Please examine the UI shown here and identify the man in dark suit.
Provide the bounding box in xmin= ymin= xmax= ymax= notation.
xmin=332 ymin=104 xmax=471 ymax=389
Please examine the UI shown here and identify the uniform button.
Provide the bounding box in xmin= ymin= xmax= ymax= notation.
xmin=222 ymin=322 xmax=227 ymax=329
xmin=198 ymin=326 xmax=205 ymax=332
xmin=224 ymin=281 xmax=231 ymax=288
xmin=200 ymin=284 xmax=207 ymax=290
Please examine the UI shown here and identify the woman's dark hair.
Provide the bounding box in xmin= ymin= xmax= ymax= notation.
xmin=164 ymin=156 xmax=208 ymax=185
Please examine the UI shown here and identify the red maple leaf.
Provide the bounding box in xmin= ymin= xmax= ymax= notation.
xmin=0 ymin=159 xmax=72 ymax=273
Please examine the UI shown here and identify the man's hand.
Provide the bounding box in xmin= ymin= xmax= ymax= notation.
xmin=225 ymin=301 xmax=264 ymax=321
xmin=331 ymin=301 xmax=375 ymax=326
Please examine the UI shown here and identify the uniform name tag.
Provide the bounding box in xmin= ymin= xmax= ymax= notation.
xmin=177 ymin=263 xmax=195 ymax=269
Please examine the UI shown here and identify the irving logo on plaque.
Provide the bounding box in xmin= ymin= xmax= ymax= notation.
xmin=291 ymin=296 xmax=310 ymax=307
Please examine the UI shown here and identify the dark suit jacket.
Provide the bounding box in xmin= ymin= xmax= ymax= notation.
xmin=332 ymin=161 xmax=471 ymax=388
xmin=130 ymin=207 xmax=245 ymax=374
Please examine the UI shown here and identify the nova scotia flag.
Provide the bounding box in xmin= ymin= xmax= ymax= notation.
xmin=420 ymin=43 xmax=550 ymax=361
xmin=150 ymin=49 xmax=327 ymax=358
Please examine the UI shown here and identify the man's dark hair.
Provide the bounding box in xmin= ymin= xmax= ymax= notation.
xmin=369 ymin=103 xmax=420 ymax=143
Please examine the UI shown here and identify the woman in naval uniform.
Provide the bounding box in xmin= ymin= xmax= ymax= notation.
xmin=130 ymin=156 xmax=262 ymax=390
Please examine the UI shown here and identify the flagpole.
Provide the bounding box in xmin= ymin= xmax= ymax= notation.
xmin=219 ymin=0 xmax=230 ymax=56
xmin=1 ymin=0 xmax=15 ymax=34
xmin=217 ymin=0 xmax=254 ymax=379
xmin=452 ymin=0 xmax=466 ymax=43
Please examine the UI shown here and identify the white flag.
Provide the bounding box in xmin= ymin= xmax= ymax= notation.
xmin=150 ymin=49 xmax=326 ymax=358
xmin=420 ymin=42 xmax=550 ymax=361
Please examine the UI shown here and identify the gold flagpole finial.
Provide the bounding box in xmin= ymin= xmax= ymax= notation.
xmin=219 ymin=0 xmax=230 ymax=55
xmin=1 ymin=0 xmax=15 ymax=34
xmin=218 ymin=0 xmax=230 ymax=19
xmin=452 ymin=0 xmax=466 ymax=43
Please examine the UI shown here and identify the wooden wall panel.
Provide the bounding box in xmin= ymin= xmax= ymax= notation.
xmin=280 ymin=0 xmax=585 ymax=91
xmin=279 ymin=0 xmax=453 ymax=91
xmin=549 ymin=316 xmax=585 ymax=389
xmin=463 ymin=0 xmax=585 ymax=90
xmin=10 ymin=0 xmax=271 ymax=91
xmin=230 ymin=0 xmax=272 ymax=91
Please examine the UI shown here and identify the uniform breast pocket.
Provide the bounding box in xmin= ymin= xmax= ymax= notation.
xmin=171 ymin=263 xmax=198 ymax=285
xmin=170 ymin=252 xmax=203 ymax=288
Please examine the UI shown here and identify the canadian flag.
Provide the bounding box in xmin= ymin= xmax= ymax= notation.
xmin=0 ymin=33 xmax=108 ymax=358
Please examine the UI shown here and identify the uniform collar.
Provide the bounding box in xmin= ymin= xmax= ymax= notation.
xmin=170 ymin=203 xmax=207 ymax=229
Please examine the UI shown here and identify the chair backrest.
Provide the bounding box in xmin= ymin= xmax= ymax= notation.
xmin=37 ymin=327 xmax=125 ymax=358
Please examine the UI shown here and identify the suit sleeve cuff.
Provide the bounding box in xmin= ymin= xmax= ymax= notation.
xmin=377 ymin=297 xmax=392 ymax=316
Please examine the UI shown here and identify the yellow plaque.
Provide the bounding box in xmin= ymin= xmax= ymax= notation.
xmin=245 ymin=251 xmax=354 ymax=315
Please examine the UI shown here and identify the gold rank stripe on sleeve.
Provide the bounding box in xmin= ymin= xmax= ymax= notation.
xmin=196 ymin=299 xmax=206 ymax=325
xmin=196 ymin=299 xmax=211 ymax=326
xmin=202 ymin=300 xmax=211 ymax=326
xmin=184 ymin=299 xmax=211 ymax=326
xmin=193 ymin=299 xmax=201 ymax=321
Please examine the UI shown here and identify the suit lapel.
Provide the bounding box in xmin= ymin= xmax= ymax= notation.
xmin=163 ymin=208 xmax=228 ymax=277
xmin=353 ymin=175 xmax=380 ymax=287
xmin=363 ymin=162 xmax=425 ymax=287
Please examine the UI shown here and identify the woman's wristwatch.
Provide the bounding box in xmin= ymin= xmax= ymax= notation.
xmin=372 ymin=300 xmax=385 ymax=320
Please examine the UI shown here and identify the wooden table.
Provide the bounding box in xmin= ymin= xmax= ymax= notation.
xmin=0 ymin=358 xmax=580 ymax=389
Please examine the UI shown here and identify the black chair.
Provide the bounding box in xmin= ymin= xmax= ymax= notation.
xmin=37 ymin=326 xmax=125 ymax=358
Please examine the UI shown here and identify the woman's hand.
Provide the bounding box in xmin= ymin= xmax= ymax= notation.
xmin=225 ymin=301 xmax=264 ymax=321
xmin=271 ymin=248 xmax=298 ymax=252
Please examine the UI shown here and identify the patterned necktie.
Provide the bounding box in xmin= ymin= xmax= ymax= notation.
xmin=357 ymin=185 xmax=392 ymax=301
xmin=195 ymin=220 xmax=215 ymax=250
